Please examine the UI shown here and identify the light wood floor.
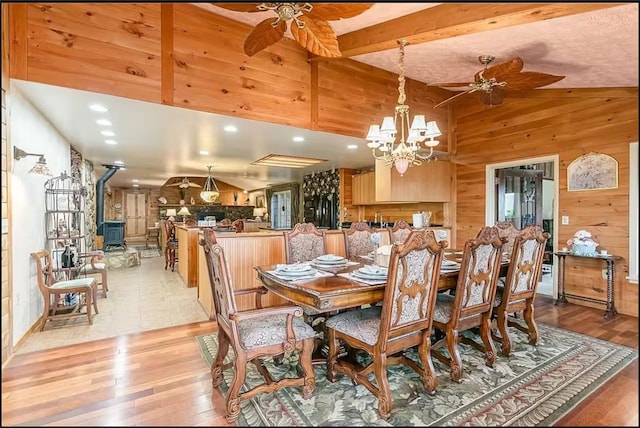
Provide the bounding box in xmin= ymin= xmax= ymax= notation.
xmin=1 ymin=262 xmax=637 ymax=425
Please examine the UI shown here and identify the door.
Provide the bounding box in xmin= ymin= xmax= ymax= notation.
xmin=497 ymin=169 xmax=543 ymax=228
xmin=125 ymin=191 xmax=147 ymax=237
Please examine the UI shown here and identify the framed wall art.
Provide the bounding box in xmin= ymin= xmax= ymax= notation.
xmin=255 ymin=195 xmax=265 ymax=208
xmin=567 ymin=152 xmax=618 ymax=191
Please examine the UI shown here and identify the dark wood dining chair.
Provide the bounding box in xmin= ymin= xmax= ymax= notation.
xmin=326 ymin=229 xmax=446 ymax=420
xmin=492 ymin=225 xmax=550 ymax=356
xmin=431 ymin=226 xmax=506 ymax=382
xmin=284 ymin=222 xmax=327 ymax=263
xmin=199 ymin=228 xmax=316 ymax=423
xmin=231 ymin=219 xmax=244 ymax=233
xmin=389 ymin=220 xmax=412 ymax=244
xmin=343 ymin=221 xmax=375 ymax=259
xmin=164 ymin=219 xmax=178 ymax=271
xmin=31 ymin=249 xmax=99 ymax=330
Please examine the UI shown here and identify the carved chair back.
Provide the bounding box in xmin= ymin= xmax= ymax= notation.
xmin=378 ymin=230 xmax=446 ymax=347
xmin=284 ymin=222 xmax=327 ymax=263
xmin=231 ymin=219 xmax=244 ymax=233
xmin=343 ymin=221 xmax=375 ymax=259
xmin=164 ymin=220 xmax=177 ymax=244
xmin=495 ymin=221 xmax=521 ymax=258
xmin=450 ymin=226 xmax=506 ymax=325
xmin=389 ymin=220 xmax=412 ymax=244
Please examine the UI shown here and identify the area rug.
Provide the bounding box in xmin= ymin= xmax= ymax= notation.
xmin=196 ymin=323 xmax=637 ymax=426
xmin=134 ymin=245 xmax=162 ymax=258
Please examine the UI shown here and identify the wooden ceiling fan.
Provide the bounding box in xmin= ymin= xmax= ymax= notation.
xmin=212 ymin=2 xmax=373 ymax=57
xmin=165 ymin=177 xmax=201 ymax=189
xmin=431 ymin=55 xmax=566 ymax=109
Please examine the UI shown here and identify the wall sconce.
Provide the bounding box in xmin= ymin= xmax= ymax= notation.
xmin=13 ymin=146 xmax=52 ymax=176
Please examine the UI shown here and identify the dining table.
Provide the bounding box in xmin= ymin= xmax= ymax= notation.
xmin=254 ymin=251 xmax=509 ymax=316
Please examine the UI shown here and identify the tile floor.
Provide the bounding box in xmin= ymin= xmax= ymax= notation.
xmin=15 ymin=252 xmax=209 ymax=354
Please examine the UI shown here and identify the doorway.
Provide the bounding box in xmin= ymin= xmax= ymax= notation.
xmin=125 ymin=191 xmax=148 ymax=238
xmin=486 ymin=155 xmax=559 ymax=297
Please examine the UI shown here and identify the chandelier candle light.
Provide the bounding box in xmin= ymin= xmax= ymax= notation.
xmin=366 ymin=40 xmax=442 ymax=176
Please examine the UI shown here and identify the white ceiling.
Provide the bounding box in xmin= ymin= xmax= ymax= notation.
xmin=12 ymin=3 xmax=639 ymax=190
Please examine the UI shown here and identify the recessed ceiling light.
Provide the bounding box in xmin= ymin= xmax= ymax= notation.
xmin=89 ymin=104 xmax=108 ymax=112
xmin=293 ymin=136 xmax=305 ymax=142
xmin=132 ymin=179 xmax=139 ymax=182
xmin=105 ymin=139 xmax=118 ymax=145
xmin=114 ymin=160 xmax=124 ymax=165
xmin=224 ymin=125 xmax=238 ymax=133
xmin=199 ymin=150 xmax=209 ymax=155
xmin=347 ymin=144 xmax=358 ymax=149
xmin=101 ymin=130 xmax=115 ymax=137
xmin=96 ymin=119 xmax=112 ymax=126
xmin=132 ymin=184 xmax=139 ymax=187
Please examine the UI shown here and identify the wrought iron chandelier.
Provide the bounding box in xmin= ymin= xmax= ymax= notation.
xmin=200 ymin=165 xmax=220 ymax=203
xmin=365 ymin=40 xmax=442 ymax=176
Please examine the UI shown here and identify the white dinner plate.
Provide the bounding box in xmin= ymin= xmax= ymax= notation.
xmin=359 ymin=265 xmax=388 ymax=276
xmin=352 ymin=270 xmax=387 ymax=280
xmin=316 ymin=254 xmax=345 ymax=262
xmin=274 ymin=268 xmax=316 ymax=277
xmin=314 ymin=258 xmax=348 ymax=265
xmin=276 ymin=263 xmax=312 ymax=272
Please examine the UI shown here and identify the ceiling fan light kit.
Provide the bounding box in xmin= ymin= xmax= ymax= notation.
xmin=365 ymin=40 xmax=441 ymax=176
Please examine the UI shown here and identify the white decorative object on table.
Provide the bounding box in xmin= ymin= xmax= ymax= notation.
xmin=567 ymin=229 xmax=599 ymax=256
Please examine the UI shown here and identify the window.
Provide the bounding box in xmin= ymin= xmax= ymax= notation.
xmin=629 ymin=142 xmax=638 ymax=283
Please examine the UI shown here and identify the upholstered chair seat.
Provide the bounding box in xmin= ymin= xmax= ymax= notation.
xmin=325 ymin=306 xmax=382 ymax=346
xmin=237 ymin=315 xmax=316 ymax=349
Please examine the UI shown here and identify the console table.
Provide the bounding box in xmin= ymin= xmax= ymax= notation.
xmin=554 ymin=251 xmax=620 ymax=318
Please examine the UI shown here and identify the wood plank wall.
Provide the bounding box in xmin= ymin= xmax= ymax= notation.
xmin=11 ymin=3 xmax=448 ymax=139
xmin=453 ymin=88 xmax=638 ymax=316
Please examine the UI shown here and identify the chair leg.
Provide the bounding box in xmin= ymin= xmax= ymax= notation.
xmin=85 ymin=290 xmax=93 ymax=325
xmin=92 ymin=285 xmax=99 ymax=315
xmin=41 ymin=294 xmax=51 ymax=331
xmin=496 ymin=306 xmax=512 ymax=357
xmin=479 ymin=314 xmax=496 ymax=367
xmin=373 ymin=353 xmax=392 ymax=420
xmin=212 ymin=330 xmax=230 ymax=388
xmin=300 ymin=338 xmax=315 ymax=399
xmin=523 ymin=299 xmax=539 ymax=345
xmin=418 ymin=332 xmax=437 ymax=394
xmin=226 ymin=351 xmax=247 ymax=423
xmin=447 ymin=327 xmax=463 ymax=383
xmin=326 ymin=328 xmax=340 ymax=383
xmin=102 ymin=270 xmax=109 ymax=295
xmin=164 ymin=247 xmax=170 ymax=270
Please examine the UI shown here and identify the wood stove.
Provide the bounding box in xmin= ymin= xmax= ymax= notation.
xmin=102 ymin=221 xmax=126 ymax=251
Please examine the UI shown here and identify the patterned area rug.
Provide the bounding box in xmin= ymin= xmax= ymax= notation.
xmin=196 ymin=323 xmax=637 ymax=426
xmin=134 ymin=245 xmax=162 ymax=258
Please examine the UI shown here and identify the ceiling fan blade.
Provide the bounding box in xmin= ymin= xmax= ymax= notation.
xmin=290 ymin=16 xmax=341 ymax=58
xmin=477 ymin=57 xmax=524 ymax=81
xmin=211 ymin=3 xmax=263 ymax=13
xmin=306 ymin=3 xmax=373 ymax=21
xmin=243 ymin=18 xmax=286 ymax=57
xmin=429 ymin=82 xmax=475 ymax=88
xmin=502 ymin=71 xmax=566 ymax=90
xmin=188 ymin=182 xmax=202 ymax=188
xmin=433 ymin=88 xmax=474 ymax=109
xmin=479 ymin=87 xmax=505 ymax=106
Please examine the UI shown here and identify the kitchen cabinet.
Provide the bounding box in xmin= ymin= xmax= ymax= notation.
xmin=375 ymin=159 xmax=452 ymax=202
xmin=352 ymin=171 xmax=376 ymax=205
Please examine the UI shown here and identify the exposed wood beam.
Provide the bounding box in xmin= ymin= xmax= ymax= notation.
xmin=8 ymin=3 xmax=27 ymax=79
xmin=335 ymin=3 xmax=626 ymax=58
xmin=161 ymin=4 xmax=174 ymax=106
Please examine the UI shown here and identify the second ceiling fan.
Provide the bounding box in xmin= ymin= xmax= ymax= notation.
xmin=431 ymin=55 xmax=566 ymax=109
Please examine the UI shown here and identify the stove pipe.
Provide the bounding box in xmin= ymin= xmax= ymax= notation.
xmin=96 ymin=165 xmax=120 ymax=235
